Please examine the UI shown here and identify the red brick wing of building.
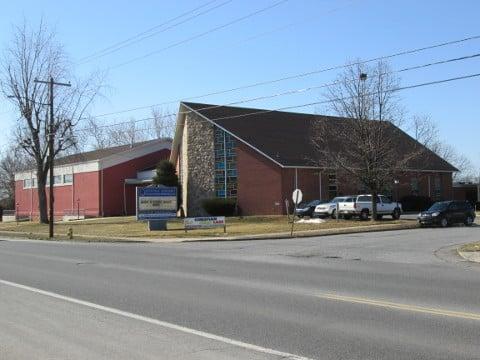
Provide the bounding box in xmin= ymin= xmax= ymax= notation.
xmin=15 ymin=139 xmax=171 ymax=219
xmin=170 ymin=102 xmax=458 ymax=217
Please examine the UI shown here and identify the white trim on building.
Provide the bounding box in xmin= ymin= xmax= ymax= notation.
xmin=15 ymin=139 xmax=171 ymax=181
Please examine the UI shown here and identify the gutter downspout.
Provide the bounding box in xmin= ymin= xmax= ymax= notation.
xmin=318 ymin=171 xmax=322 ymax=201
xmin=71 ymin=165 xmax=75 ymax=212
xmin=30 ymin=171 xmax=33 ymax=221
xmin=477 ymin=173 xmax=480 ymax=209
xmin=101 ymin=169 xmax=104 ymax=217
xmin=223 ymin=131 xmax=227 ymax=198
xmin=123 ymin=181 xmax=127 ymax=216
xmin=428 ymin=174 xmax=431 ymax=198
xmin=294 ymin=168 xmax=298 ymax=190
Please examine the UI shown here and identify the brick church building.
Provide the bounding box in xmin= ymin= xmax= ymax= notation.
xmin=170 ymin=102 xmax=457 ymax=216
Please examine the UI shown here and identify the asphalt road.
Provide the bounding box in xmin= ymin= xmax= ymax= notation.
xmin=0 ymin=225 xmax=479 ymax=359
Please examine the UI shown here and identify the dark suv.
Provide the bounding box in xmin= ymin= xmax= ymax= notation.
xmin=418 ymin=201 xmax=476 ymax=227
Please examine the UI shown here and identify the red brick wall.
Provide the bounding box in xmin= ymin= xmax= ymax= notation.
xmin=74 ymin=171 xmax=101 ymax=217
xmin=235 ymin=145 xmax=455 ymax=215
xmin=14 ymin=149 xmax=170 ymax=219
xmin=102 ymin=149 xmax=170 ymax=216
xmin=236 ymin=143 xmax=283 ymax=215
xmin=390 ymin=172 xmax=453 ymax=201
xmin=281 ymin=168 xmax=323 ymax=211
xmin=14 ymin=170 xmax=101 ymax=219
xmin=329 ymin=171 xmax=454 ymax=201
xmin=14 ymin=181 xmax=37 ymax=218
xmin=453 ymin=185 xmax=478 ymax=202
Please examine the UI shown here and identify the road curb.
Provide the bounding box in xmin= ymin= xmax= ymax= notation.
xmin=0 ymin=222 xmax=418 ymax=244
xmin=179 ymin=222 xmax=418 ymax=243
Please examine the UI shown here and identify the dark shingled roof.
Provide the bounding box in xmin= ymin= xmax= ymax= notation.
xmin=182 ymin=102 xmax=457 ymax=172
xmin=55 ymin=140 xmax=159 ymax=166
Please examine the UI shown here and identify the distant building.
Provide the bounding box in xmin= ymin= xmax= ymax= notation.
xmin=14 ymin=139 xmax=170 ymax=219
xmin=170 ymin=102 xmax=458 ymax=216
xmin=453 ymin=182 xmax=479 ymax=205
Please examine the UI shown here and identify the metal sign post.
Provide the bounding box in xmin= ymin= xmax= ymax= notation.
xmin=291 ymin=189 xmax=303 ymax=237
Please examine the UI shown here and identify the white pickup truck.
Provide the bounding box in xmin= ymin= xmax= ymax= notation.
xmin=338 ymin=194 xmax=402 ymax=220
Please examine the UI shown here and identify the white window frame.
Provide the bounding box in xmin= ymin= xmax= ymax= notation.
xmin=23 ymin=178 xmax=32 ymax=189
xmin=63 ymin=174 xmax=73 ymax=184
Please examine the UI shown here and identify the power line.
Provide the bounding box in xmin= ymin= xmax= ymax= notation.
xmin=77 ymin=70 xmax=480 ymax=135
xmin=87 ymin=71 xmax=480 ymax=136
xmin=78 ymin=0 xmax=233 ymax=64
xmin=107 ymin=0 xmax=290 ymax=70
xmin=83 ymin=50 xmax=480 ymax=126
xmin=219 ymin=0 xmax=356 ymax=51
xmin=204 ymin=73 xmax=480 ymax=122
xmin=86 ymin=34 xmax=480 ymax=120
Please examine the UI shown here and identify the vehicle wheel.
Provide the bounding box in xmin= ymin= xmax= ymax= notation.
xmin=360 ymin=210 xmax=369 ymax=221
xmin=392 ymin=208 xmax=401 ymax=220
xmin=440 ymin=217 xmax=449 ymax=228
xmin=331 ymin=209 xmax=336 ymax=219
xmin=465 ymin=216 xmax=474 ymax=226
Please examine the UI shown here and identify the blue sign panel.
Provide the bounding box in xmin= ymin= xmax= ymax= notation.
xmin=136 ymin=186 xmax=178 ymax=221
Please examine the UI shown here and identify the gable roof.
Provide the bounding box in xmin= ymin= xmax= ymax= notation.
xmin=15 ymin=138 xmax=172 ymax=180
xmin=180 ymin=102 xmax=457 ymax=172
xmin=55 ymin=140 xmax=160 ymax=166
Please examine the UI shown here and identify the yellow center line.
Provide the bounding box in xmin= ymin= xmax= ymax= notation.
xmin=315 ymin=293 xmax=480 ymax=321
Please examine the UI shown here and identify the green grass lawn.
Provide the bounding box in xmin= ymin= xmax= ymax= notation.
xmin=0 ymin=215 xmax=413 ymax=240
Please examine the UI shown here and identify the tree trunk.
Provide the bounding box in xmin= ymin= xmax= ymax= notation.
xmin=36 ymin=169 xmax=48 ymax=224
xmin=371 ymin=190 xmax=378 ymax=221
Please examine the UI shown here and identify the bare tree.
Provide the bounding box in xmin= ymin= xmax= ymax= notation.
xmin=85 ymin=107 xmax=175 ymax=150
xmin=83 ymin=118 xmax=111 ymax=150
xmin=107 ymin=118 xmax=148 ymax=146
xmin=0 ymin=20 xmax=102 ymax=223
xmin=0 ymin=145 xmax=31 ymax=209
xmin=85 ymin=118 xmax=149 ymax=149
xmin=411 ymin=114 xmax=475 ymax=181
xmin=151 ymin=107 xmax=176 ymax=139
xmin=410 ymin=115 xmax=439 ymax=150
xmin=312 ymin=60 xmax=419 ymax=220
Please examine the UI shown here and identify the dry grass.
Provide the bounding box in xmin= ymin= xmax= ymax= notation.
xmin=459 ymin=242 xmax=480 ymax=252
xmin=0 ymin=216 xmax=412 ymax=240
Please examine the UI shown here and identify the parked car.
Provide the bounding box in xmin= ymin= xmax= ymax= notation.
xmin=313 ymin=196 xmax=355 ymax=219
xmin=294 ymin=200 xmax=322 ymax=218
xmin=339 ymin=194 xmax=402 ymax=220
xmin=418 ymin=201 xmax=476 ymax=227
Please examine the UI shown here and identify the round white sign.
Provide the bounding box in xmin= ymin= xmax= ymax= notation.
xmin=292 ymin=189 xmax=303 ymax=205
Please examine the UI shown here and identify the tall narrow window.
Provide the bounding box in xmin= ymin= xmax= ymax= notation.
xmin=411 ymin=177 xmax=419 ymax=195
xmin=214 ymin=127 xmax=237 ymax=198
xmin=434 ymin=176 xmax=442 ymax=200
xmin=328 ymin=172 xmax=337 ymax=199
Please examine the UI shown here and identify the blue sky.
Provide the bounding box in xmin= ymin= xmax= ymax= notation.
xmin=0 ymin=0 xmax=479 ymax=170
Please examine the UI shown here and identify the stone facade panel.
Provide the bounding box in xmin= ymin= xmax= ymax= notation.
xmin=184 ymin=113 xmax=216 ymax=216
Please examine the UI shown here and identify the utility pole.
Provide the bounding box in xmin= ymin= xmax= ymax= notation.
xmin=34 ymin=77 xmax=71 ymax=239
